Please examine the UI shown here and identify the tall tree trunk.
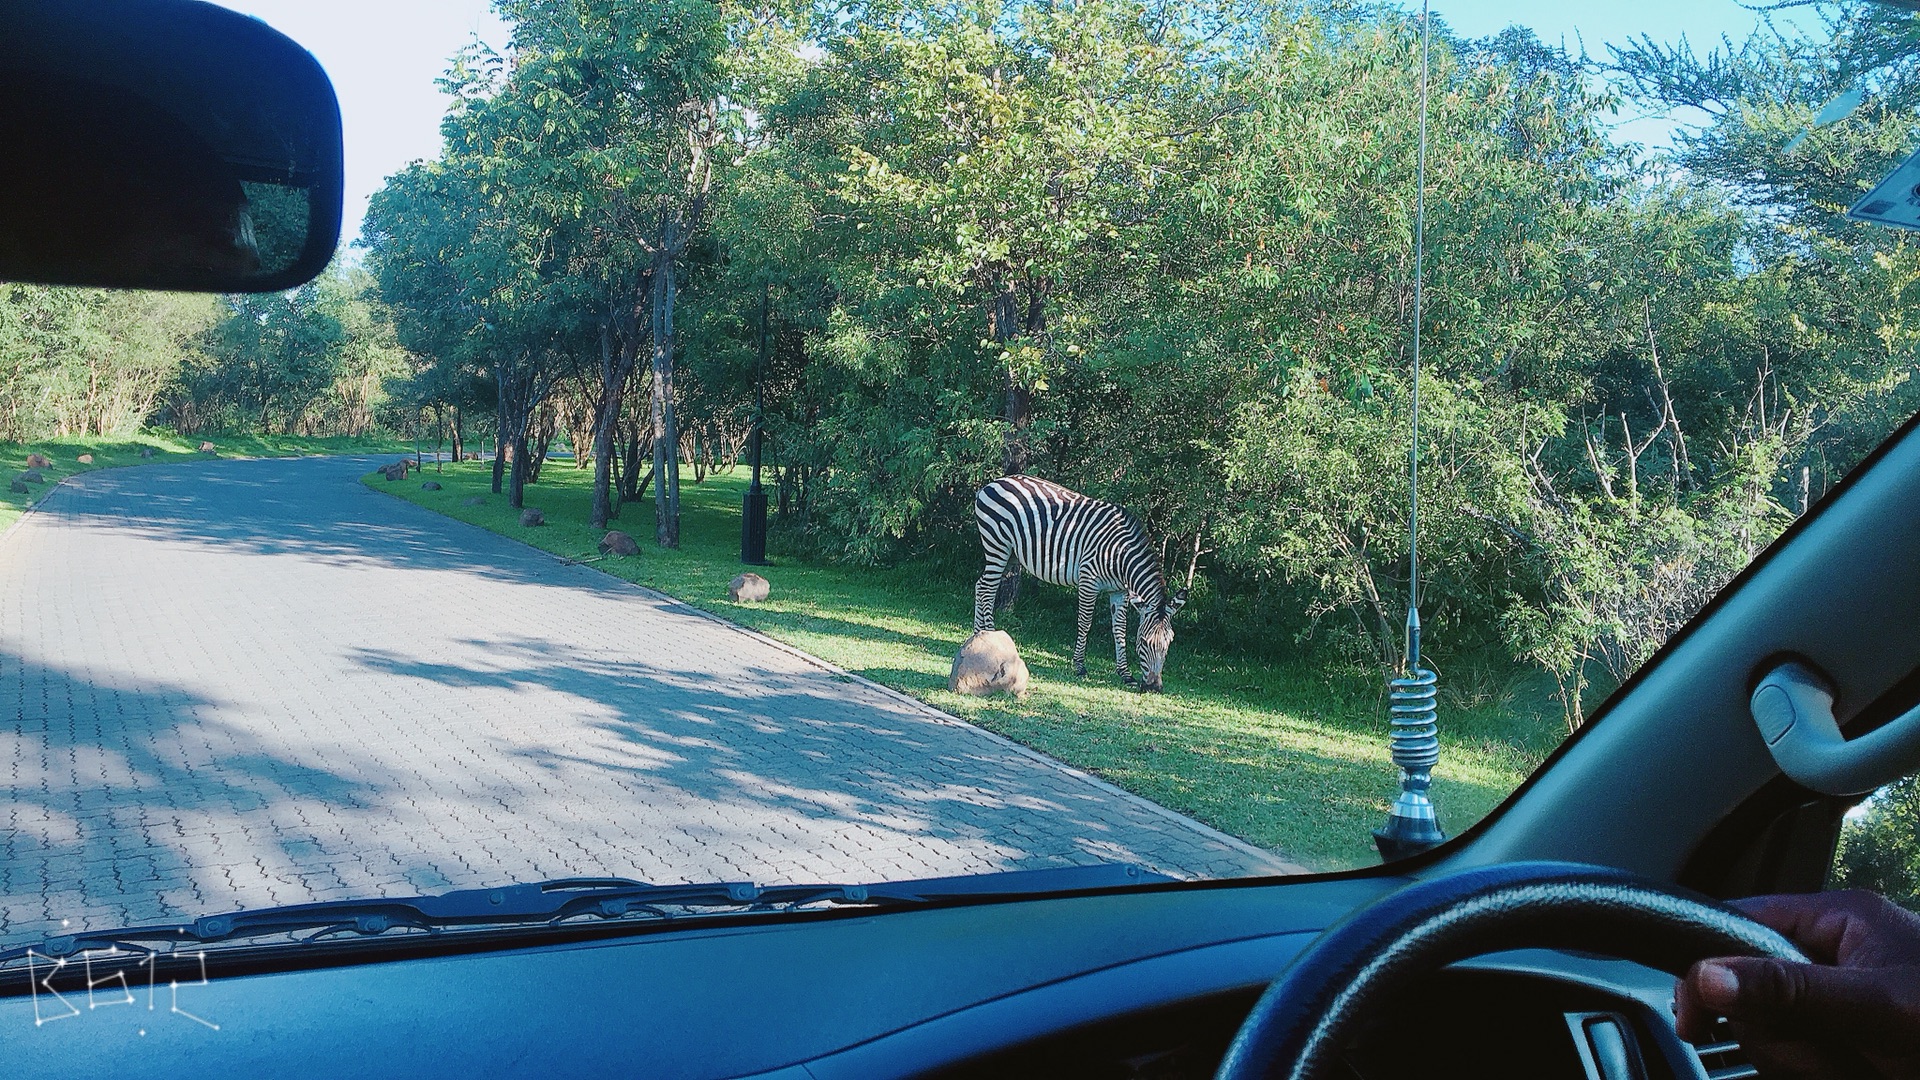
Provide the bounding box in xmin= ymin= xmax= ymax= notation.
xmin=527 ymin=405 xmax=554 ymax=482
xmin=991 ymin=280 xmax=1048 ymax=606
xmin=619 ymin=414 xmax=645 ymax=501
xmin=1003 ymin=378 xmax=1032 ymax=475
xmin=589 ymin=319 xmax=639 ymax=530
xmin=650 ymin=255 xmax=682 ymax=548
xmin=990 ymin=282 xmax=1022 ymax=476
xmin=450 ymin=406 xmax=464 ymax=463
xmin=491 ymin=384 xmax=507 ymax=494
xmin=509 ymin=428 xmax=529 ymax=509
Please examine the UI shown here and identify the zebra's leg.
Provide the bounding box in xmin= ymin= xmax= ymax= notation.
xmin=1072 ymin=580 xmax=1099 ymax=676
xmin=1111 ymin=595 xmax=1134 ymax=685
xmin=973 ymin=552 xmax=1013 ymax=633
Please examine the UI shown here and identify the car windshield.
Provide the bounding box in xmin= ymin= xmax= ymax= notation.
xmin=2 ymin=0 xmax=1917 ymax=957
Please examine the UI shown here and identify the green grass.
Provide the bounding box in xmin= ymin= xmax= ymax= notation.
xmin=369 ymin=461 xmax=1564 ymax=871
xmin=1 ymin=433 xmax=411 ymax=532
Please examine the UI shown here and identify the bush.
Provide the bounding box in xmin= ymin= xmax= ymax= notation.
xmin=1834 ymin=775 xmax=1920 ymax=912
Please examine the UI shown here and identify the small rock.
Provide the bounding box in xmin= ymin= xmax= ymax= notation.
xmin=949 ymin=630 xmax=1030 ymax=699
xmin=728 ymin=572 xmax=771 ymax=603
xmin=8 ymin=479 xmax=27 ymax=494
xmin=139 ymin=448 xmax=154 ymax=459
xmin=198 ymin=442 xmax=216 ymax=454
xmin=76 ymin=454 xmax=93 ymax=465
xmin=462 ymin=496 xmax=486 ymax=507
xmin=421 ymin=481 xmax=442 ymax=491
xmin=25 ymin=453 xmax=49 ymax=468
xmin=599 ymin=530 xmax=640 ymax=557
xmin=520 ymin=508 xmax=545 ymax=527
xmin=17 ymin=469 xmax=41 ymax=484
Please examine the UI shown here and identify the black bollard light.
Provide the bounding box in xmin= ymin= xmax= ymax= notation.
xmin=741 ymin=281 xmax=770 ymax=565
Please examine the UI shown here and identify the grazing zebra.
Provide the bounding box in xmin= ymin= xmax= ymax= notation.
xmin=973 ymin=476 xmax=1188 ymax=692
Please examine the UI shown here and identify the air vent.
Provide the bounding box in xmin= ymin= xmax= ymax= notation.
xmin=1692 ymin=1037 xmax=1757 ymax=1080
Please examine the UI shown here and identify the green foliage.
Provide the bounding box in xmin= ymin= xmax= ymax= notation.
xmin=0 ymin=285 xmax=219 ymax=439
xmin=1836 ymin=776 xmax=1920 ymax=911
xmin=173 ymin=265 xmax=409 ymax=436
xmin=348 ymin=0 xmax=1920 ymax=735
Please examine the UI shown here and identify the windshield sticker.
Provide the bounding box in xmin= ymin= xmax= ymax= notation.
xmin=25 ymin=947 xmax=219 ymax=1034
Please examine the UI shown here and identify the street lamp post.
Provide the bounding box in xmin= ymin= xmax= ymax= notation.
xmin=741 ymin=281 xmax=770 ymax=565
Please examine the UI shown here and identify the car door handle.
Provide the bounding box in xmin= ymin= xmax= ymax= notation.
xmin=1750 ymin=661 xmax=1920 ymax=796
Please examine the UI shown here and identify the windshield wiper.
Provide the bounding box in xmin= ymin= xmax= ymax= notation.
xmin=0 ymin=862 xmax=1168 ymax=961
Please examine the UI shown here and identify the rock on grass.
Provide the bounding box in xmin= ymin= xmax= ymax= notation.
xmin=949 ymin=630 xmax=1029 ymax=699
xmin=728 ymin=572 xmax=770 ymax=602
xmin=599 ymin=530 xmax=639 ymax=557
xmin=520 ymin=508 xmax=545 ymax=527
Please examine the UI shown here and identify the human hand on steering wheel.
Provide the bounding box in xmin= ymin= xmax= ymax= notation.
xmin=1676 ymin=890 xmax=1920 ymax=1079
xmin=1216 ymin=862 xmax=1809 ymax=1080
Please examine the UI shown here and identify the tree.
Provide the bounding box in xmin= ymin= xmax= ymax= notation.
xmin=0 ymin=284 xmax=218 ymax=438
xmin=439 ymin=0 xmax=762 ymax=540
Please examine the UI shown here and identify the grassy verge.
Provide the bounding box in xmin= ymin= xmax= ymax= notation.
xmin=2 ymin=433 xmax=410 ymax=532
xmin=370 ymin=461 xmax=1563 ymax=871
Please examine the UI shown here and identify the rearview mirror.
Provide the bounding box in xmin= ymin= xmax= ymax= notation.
xmin=0 ymin=0 xmax=344 ymax=292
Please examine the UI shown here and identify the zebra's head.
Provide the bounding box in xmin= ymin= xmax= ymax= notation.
xmin=1135 ymin=588 xmax=1190 ymax=693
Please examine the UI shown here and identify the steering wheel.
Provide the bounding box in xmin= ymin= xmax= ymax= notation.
xmin=1215 ymin=861 xmax=1808 ymax=1080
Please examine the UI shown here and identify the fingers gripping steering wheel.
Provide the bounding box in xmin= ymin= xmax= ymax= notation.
xmin=1215 ymin=862 xmax=1808 ymax=1080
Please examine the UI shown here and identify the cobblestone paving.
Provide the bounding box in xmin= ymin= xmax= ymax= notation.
xmin=0 ymin=457 xmax=1289 ymax=948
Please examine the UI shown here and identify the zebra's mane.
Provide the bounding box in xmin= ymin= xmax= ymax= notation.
xmin=1114 ymin=506 xmax=1167 ymax=600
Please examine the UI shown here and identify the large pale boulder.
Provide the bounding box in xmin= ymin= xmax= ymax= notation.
xmin=949 ymin=631 xmax=1030 ymax=699
xmin=198 ymin=441 xmax=217 ymax=454
xmin=24 ymin=453 xmax=49 ymax=468
xmin=599 ymin=530 xmax=640 ymax=557
xmin=76 ymin=454 xmax=93 ymax=465
xmin=728 ymin=572 xmax=770 ymax=603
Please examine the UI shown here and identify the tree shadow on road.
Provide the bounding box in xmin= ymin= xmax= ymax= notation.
xmin=0 ymin=643 xmax=395 ymax=950
xmin=348 ymin=641 xmax=1293 ymax=884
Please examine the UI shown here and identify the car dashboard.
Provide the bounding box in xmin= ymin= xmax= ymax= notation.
xmin=3 ymin=875 xmax=1750 ymax=1080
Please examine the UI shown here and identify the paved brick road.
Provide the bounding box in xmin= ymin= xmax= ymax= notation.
xmin=0 ymin=457 xmax=1287 ymax=948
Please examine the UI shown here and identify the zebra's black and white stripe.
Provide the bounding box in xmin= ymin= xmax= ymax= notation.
xmin=972 ymin=476 xmax=1187 ymax=691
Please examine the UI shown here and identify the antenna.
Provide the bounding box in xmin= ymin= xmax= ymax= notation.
xmin=1374 ymin=0 xmax=1445 ymax=862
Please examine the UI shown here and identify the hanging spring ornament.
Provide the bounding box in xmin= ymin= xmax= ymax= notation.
xmin=1373 ymin=0 xmax=1446 ymax=862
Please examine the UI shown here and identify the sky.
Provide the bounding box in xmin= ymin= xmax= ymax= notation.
xmin=212 ymin=0 xmax=1824 ymax=252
